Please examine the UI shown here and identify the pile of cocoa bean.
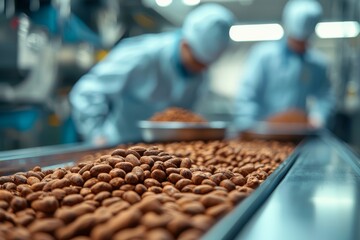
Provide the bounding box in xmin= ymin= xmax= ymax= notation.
xmin=149 ymin=107 xmax=207 ymax=123
xmin=0 ymin=139 xmax=294 ymax=240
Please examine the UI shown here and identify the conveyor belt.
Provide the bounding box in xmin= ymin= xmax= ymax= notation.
xmin=0 ymin=142 xmax=117 ymax=175
xmin=2 ymin=131 xmax=358 ymax=239
xmin=203 ymin=131 xmax=360 ymax=240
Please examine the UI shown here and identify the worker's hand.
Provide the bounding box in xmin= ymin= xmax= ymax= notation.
xmin=266 ymin=109 xmax=309 ymax=125
xmin=308 ymin=116 xmax=324 ymax=129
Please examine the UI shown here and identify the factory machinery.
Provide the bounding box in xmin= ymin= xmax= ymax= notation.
xmin=0 ymin=0 xmax=128 ymax=150
xmin=0 ymin=130 xmax=359 ymax=240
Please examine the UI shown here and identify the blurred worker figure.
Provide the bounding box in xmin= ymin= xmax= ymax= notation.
xmin=234 ymin=0 xmax=334 ymax=132
xmin=69 ymin=4 xmax=235 ymax=145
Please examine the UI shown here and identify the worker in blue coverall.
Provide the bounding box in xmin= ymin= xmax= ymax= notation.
xmin=69 ymin=4 xmax=235 ymax=145
xmin=234 ymin=0 xmax=334 ymax=132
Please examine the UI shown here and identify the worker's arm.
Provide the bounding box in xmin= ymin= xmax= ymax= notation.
xmin=233 ymin=46 xmax=265 ymax=131
xmin=69 ymin=45 xmax=147 ymax=145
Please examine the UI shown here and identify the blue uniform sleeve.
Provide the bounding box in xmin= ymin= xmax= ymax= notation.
xmin=233 ymin=45 xmax=265 ymax=131
xmin=308 ymin=61 xmax=335 ymax=127
xmin=69 ymin=44 xmax=148 ymax=144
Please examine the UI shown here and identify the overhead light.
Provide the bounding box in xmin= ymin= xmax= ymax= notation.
xmin=155 ymin=0 xmax=172 ymax=7
xmin=315 ymin=21 xmax=360 ymax=39
xmin=230 ymin=24 xmax=284 ymax=42
xmin=183 ymin=0 xmax=200 ymax=6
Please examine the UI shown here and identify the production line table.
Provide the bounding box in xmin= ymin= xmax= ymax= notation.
xmin=0 ymin=131 xmax=359 ymax=240
xmin=203 ymin=131 xmax=360 ymax=240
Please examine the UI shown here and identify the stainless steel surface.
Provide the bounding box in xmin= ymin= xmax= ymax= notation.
xmin=242 ymin=122 xmax=319 ymax=141
xmin=234 ymin=133 xmax=360 ymax=240
xmin=0 ymin=142 xmax=117 ymax=175
xmin=138 ymin=120 xmax=228 ymax=142
xmin=250 ymin=122 xmax=318 ymax=135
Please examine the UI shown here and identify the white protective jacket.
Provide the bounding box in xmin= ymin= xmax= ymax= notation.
xmin=234 ymin=40 xmax=334 ymax=130
xmin=70 ymin=32 xmax=207 ymax=143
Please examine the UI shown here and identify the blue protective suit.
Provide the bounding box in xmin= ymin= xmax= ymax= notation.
xmin=234 ymin=39 xmax=334 ymax=131
xmin=69 ymin=32 xmax=207 ymax=143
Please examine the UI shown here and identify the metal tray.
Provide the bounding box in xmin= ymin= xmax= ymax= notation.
xmin=138 ymin=121 xmax=228 ymax=142
xmin=241 ymin=122 xmax=319 ymax=141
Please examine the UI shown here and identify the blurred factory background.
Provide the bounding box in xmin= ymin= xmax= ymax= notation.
xmin=0 ymin=0 xmax=359 ymax=151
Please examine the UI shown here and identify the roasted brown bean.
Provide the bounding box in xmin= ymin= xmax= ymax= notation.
xmin=175 ymin=179 xmax=192 ymax=190
xmin=115 ymin=162 xmax=133 ymax=173
xmin=122 ymin=191 xmax=141 ymax=204
xmin=52 ymin=189 xmax=66 ymax=201
xmin=151 ymin=169 xmax=167 ymax=182
xmin=69 ymin=174 xmax=84 ymax=186
xmin=91 ymin=182 xmax=112 ymax=194
xmin=140 ymin=156 xmax=154 ymax=166
xmin=132 ymin=166 xmax=145 ymax=182
xmin=111 ymin=148 xmax=127 ymax=157
xmin=62 ymin=194 xmax=84 ymax=206
xmin=220 ymin=179 xmax=236 ymax=191
xmin=125 ymin=172 xmax=138 ymax=185
xmin=90 ymin=208 xmax=141 ymax=240
xmin=28 ymin=218 xmax=64 ymax=233
xmin=93 ymin=191 xmax=111 ymax=202
xmin=144 ymin=178 xmax=161 ymax=188
xmin=31 ymin=196 xmax=59 ymax=213
xmin=191 ymin=172 xmax=208 ymax=185
xmin=90 ymin=164 xmax=112 ymax=177
xmin=200 ymin=194 xmax=227 ymax=208
xmin=97 ymin=173 xmax=111 ymax=182
xmin=109 ymin=168 xmax=126 ymax=179
xmin=109 ymin=177 xmax=125 ymax=188
xmin=134 ymin=184 xmax=147 ymax=195
xmin=10 ymin=196 xmax=27 ymax=212
xmin=180 ymin=168 xmax=192 ymax=179
xmin=168 ymin=173 xmax=183 ymax=184
xmin=125 ymin=154 xmax=141 ymax=166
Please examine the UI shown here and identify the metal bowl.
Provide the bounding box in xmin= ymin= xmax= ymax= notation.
xmin=138 ymin=121 xmax=228 ymax=142
xmin=241 ymin=122 xmax=319 ymax=141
